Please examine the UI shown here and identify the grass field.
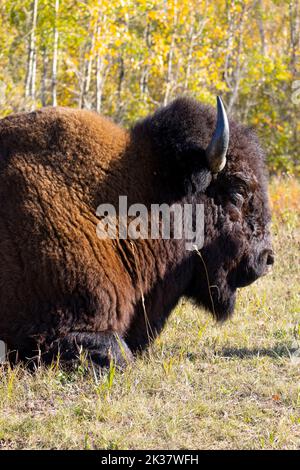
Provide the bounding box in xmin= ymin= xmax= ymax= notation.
xmin=0 ymin=177 xmax=299 ymax=450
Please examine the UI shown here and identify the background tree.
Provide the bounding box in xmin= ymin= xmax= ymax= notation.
xmin=0 ymin=0 xmax=299 ymax=173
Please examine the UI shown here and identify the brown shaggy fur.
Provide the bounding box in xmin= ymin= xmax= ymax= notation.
xmin=0 ymin=98 xmax=273 ymax=364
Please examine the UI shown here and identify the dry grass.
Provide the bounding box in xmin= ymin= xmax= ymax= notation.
xmin=0 ymin=177 xmax=299 ymax=450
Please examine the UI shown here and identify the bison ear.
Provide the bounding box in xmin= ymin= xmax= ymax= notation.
xmin=206 ymin=96 xmax=229 ymax=174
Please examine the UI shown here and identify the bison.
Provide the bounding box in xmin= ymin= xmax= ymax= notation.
xmin=0 ymin=96 xmax=274 ymax=366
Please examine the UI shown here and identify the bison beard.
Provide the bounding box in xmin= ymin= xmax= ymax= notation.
xmin=0 ymin=97 xmax=273 ymax=367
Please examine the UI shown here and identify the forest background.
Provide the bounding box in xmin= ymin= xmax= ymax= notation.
xmin=0 ymin=0 xmax=299 ymax=174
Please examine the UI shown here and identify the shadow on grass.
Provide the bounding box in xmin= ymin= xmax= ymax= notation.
xmin=220 ymin=345 xmax=299 ymax=359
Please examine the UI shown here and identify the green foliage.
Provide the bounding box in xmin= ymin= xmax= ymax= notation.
xmin=0 ymin=0 xmax=299 ymax=173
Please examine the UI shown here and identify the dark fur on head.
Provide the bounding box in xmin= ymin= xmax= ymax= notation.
xmin=0 ymin=96 xmax=273 ymax=364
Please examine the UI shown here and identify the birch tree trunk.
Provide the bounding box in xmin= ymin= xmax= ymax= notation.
xmin=184 ymin=13 xmax=207 ymax=92
xmin=31 ymin=46 xmax=37 ymax=107
xmin=96 ymin=54 xmax=104 ymax=113
xmin=116 ymin=1 xmax=129 ymax=120
xmin=52 ymin=0 xmax=59 ymax=107
xmin=41 ymin=47 xmax=48 ymax=107
xmin=79 ymin=23 xmax=96 ymax=109
xmin=289 ymin=0 xmax=300 ymax=158
xmin=95 ymin=14 xmax=109 ymax=113
xmin=289 ymin=0 xmax=299 ymax=75
xmin=256 ymin=0 xmax=266 ymax=55
xmin=225 ymin=2 xmax=247 ymax=114
xmin=163 ymin=1 xmax=178 ymax=106
xmin=139 ymin=21 xmax=151 ymax=102
xmin=25 ymin=0 xmax=38 ymax=108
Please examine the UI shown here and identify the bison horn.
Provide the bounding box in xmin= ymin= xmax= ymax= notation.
xmin=206 ymin=96 xmax=229 ymax=173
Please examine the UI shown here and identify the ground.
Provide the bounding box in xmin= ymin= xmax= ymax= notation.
xmin=0 ymin=177 xmax=299 ymax=450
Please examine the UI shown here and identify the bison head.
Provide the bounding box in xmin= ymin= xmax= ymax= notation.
xmin=136 ymin=96 xmax=274 ymax=322
xmin=189 ymin=97 xmax=274 ymax=320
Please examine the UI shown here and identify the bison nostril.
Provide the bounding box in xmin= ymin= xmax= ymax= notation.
xmin=259 ymin=249 xmax=274 ymax=268
xmin=267 ymin=252 xmax=274 ymax=266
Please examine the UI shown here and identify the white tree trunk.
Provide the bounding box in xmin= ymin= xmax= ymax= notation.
xmin=25 ymin=0 xmax=38 ymax=108
xmin=80 ymin=23 xmax=96 ymax=109
xmin=41 ymin=47 xmax=48 ymax=107
xmin=163 ymin=1 xmax=178 ymax=106
xmin=52 ymin=0 xmax=59 ymax=107
xmin=96 ymin=54 xmax=103 ymax=113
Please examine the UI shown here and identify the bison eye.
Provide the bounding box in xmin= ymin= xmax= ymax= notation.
xmin=231 ymin=192 xmax=244 ymax=208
